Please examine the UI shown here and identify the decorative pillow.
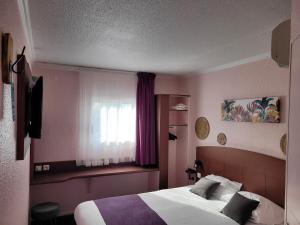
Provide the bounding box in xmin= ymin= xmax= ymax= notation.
xmin=239 ymin=191 xmax=284 ymax=225
xmin=205 ymin=174 xmax=243 ymax=202
xmin=190 ymin=177 xmax=220 ymax=199
xmin=222 ymin=193 xmax=260 ymax=225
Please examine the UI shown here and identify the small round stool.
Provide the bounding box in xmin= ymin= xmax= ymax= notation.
xmin=31 ymin=202 xmax=60 ymax=225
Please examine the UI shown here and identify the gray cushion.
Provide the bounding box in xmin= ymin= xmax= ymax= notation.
xmin=190 ymin=177 xmax=220 ymax=199
xmin=31 ymin=202 xmax=60 ymax=221
xmin=222 ymin=193 xmax=259 ymax=225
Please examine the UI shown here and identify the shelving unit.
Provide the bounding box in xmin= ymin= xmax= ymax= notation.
xmin=156 ymin=94 xmax=190 ymax=189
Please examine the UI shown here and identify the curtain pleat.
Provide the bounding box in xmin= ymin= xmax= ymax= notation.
xmin=135 ymin=72 xmax=156 ymax=166
xmin=77 ymin=71 xmax=137 ymax=167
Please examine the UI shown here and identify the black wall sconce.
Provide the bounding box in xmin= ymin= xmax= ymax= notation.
xmin=186 ymin=160 xmax=204 ymax=182
xmin=194 ymin=159 xmax=204 ymax=172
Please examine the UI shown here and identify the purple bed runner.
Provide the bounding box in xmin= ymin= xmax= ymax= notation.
xmin=94 ymin=194 xmax=167 ymax=225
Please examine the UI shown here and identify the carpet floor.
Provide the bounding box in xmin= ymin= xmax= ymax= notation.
xmin=31 ymin=214 xmax=76 ymax=225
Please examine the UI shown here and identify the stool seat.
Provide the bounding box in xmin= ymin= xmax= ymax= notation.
xmin=31 ymin=202 xmax=60 ymax=221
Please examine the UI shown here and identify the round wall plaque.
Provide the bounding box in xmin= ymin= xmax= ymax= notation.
xmin=195 ymin=117 xmax=210 ymax=140
xmin=217 ymin=133 xmax=227 ymax=145
xmin=280 ymin=134 xmax=287 ymax=155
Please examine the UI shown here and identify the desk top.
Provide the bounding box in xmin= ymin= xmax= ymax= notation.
xmin=31 ymin=165 xmax=158 ymax=185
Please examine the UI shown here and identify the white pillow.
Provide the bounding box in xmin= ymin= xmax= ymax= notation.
xmin=205 ymin=174 xmax=242 ymax=202
xmin=239 ymin=191 xmax=284 ymax=225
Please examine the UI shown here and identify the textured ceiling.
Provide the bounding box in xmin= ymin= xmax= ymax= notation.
xmin=26 ymin=0 xmax=290 ymax=74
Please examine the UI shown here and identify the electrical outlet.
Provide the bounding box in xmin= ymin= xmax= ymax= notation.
xmin=43 ymin=164 xmax=50 ymax=171
xmin=35 ymin=165 xmax=42 ymax=172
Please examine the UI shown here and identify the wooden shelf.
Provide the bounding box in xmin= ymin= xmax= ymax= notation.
xmin=31 ymin=165 xmax=158 ymax=185
xmin=156 ymin=94 xmax=190 ymax=189
xmin=169 ymin=94 xmax=191 ymax=97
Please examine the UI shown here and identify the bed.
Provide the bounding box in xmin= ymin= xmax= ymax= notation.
xmin=74 ymin=147 xmax=285 ymax=225
xmin=75 ymin=186 xmax=264 ymax=225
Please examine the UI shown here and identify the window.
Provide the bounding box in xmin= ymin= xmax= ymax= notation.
xmin=77 ymin=71 xmax=137 ymax=167
xmin=91 ymin=102 xmax=136 ymax=145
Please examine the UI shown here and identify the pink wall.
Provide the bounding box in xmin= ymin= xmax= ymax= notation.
xmin=181 ymin=59 xmax=289 ymax=166
xmin=286 ymin=35 xmax=300 ymax=225
xmin=291 ymin=0 xmax=300 ymax=42
xmin=32 ymin=59 xmax=290 ymax=203
xmin=286 ymin=1 xmax=300 ymax=224
xmin=30 ymin=65 xmax=182 ymax=214
xmin=31 ymin=171 xmax=159 ymax=215
xmin=31 ymin=58 xmax=290 ymax=215
xmin=32 ymin=67 xmax=79 ymax=162
xmin=155 ymin=74 xmax=181 ymax=95
xmin=31 ymin=66 xmax=182 ymax=163
xmin=0 ymin=1 xmax=32 ymax=225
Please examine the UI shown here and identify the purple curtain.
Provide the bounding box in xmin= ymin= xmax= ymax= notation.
xmin=136 ymin=72 xmax=156 ymax=166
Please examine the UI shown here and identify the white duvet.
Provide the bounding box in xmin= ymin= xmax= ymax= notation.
xmin=75 ymin=186 xmax=255 ymax=225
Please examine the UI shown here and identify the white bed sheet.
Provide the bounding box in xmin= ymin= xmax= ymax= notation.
xmin=75 ymin=186 xmax=255 ymax=225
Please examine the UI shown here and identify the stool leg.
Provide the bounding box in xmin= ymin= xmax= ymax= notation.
xmin=50 ymin=218 xmax=56 ymax=225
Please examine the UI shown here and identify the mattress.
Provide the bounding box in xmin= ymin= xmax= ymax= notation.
xmin=75 ymin=186 xmax=248 ymax=225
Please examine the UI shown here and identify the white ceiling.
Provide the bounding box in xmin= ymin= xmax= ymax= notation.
xmin=24 ymin=0 xmax=290 ymax=74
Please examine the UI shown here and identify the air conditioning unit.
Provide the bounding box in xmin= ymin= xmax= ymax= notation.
xmin=271 ymin=19 xmax=291 ymax=67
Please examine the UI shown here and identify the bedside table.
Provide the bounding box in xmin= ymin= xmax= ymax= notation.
xmin=185 ymin=168 xmax=199 ymax=182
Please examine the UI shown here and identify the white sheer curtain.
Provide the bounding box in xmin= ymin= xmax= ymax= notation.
xmin=77 ymin=71 xmax=137 ymax=167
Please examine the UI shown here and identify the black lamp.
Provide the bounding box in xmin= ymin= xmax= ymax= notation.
xmin=194 ymin=160 xmax=204 ymax=172
xmin=185 ymin=160 xmax=204 ymax=181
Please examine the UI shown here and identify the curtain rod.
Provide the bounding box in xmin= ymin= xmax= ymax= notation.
xmin=34 ymin=62 xmax=143 ymax=75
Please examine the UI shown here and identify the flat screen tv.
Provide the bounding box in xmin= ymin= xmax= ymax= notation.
xmin=29 ymin=76 xmax=43 ymax=138
xmin=17 ymin=54 xmax=43 ymax=160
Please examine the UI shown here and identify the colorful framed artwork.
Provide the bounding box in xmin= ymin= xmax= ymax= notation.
xmin=221 ymin=97 xmax=280 ymax=123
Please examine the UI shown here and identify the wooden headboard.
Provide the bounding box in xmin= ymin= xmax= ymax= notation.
xmin=196 ymin=146 xmax=285 ymax=207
